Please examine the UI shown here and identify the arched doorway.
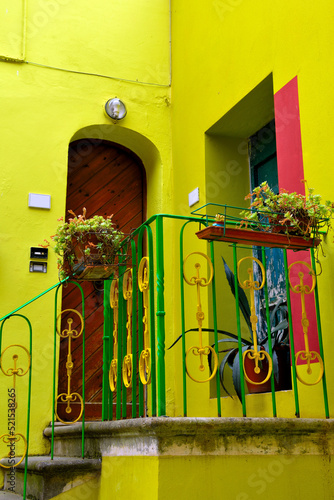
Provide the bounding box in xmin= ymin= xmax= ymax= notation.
xmin=57 ymin=139 xmax=146 ymax=421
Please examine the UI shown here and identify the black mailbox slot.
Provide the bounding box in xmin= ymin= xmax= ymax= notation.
xmin=30 ymin=247 xmax=48 ymax=259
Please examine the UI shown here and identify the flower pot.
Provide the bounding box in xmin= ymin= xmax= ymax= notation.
xmin=68 ymin=233 xmax=119 ymax=281
xmin=244 ymin=345 xmax=291 ymax=394
xmin=196 ymin=225 xmax=320 ymax=250
xmin=243 ymin=349 xmax=272 ymax=394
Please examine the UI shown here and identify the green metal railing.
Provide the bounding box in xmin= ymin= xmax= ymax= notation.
xmin=0 ymin=210 xmax=331 ymax=498
xmin=101 ymin=212 xmax=330 ymax=420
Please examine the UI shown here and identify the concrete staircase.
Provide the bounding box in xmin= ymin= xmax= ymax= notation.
xmin=0 ymin=448 xmax=101 ymax=500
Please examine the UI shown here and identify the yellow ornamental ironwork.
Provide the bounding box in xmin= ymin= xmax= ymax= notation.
xmin=238 ymin=256 xmax=272 ymax=385
xmin=183 ymin=252 xmax=218 ymax=383
xmin=288 ymin=261 xmax=324 ymax=385
xmin=122 ymin=269 xmax=133 ymax=388
xmin=0 ymin=433 xmax=28 ymax=469
xmin=0 ymin=344 xmax=31 ymax=390
xmin=0 ymin=343 xmax=30 ymax=469
xmin=109 ymin=278 xmax=119 ymax=392
xmin=55 ymin=309 xmax=84 ymax=424
xmin=138 ymin=257 xmax=151 ymax=385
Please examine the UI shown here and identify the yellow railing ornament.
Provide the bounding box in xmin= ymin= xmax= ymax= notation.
xmin=0 ymin=433 xmax=27 ymax=469
xmin=238 ymin=256 xmax=272 ymax=385
xmin=0 ymin=344 xmax=29 ymax=469
xmin=288 ymin=261 xmax=324 ymax=385
xmin=0 ymin=344 xmax=31 ymax=391
xmin=55 ymin=309 xmax=84 ymax=424
xmin=109 ymin=278 xmax=119 ymax=392
xmin=183 ymin=252 xmax=218 ymax=383
xmin=122 ymin=269 xmax=133 ymax=388
xmin=138 ymin=257 xmax=151 ymax=385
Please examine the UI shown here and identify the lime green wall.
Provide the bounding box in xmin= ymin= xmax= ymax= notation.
xmin=98 ymin=454 xmax=334 ymax=500
xmin=170 ymin=0 xmax=334 ymax=419
xmin=1 ymin=0 xmax=334 ymax=478
xmin=0 ymin=0 xmax=171 ymax=458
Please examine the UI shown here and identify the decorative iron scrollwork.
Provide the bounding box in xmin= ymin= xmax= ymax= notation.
xmin=55 ymin=309 xmax=84 ymax=423
xmin=0 ymin=344 xmax=31 ymax=390
xmin=183 ymin=252 xmax=218 ymax=383
xmin=0 ymin=433 xmax=27 ymax=469
xmin=109 ymin=278 xmax=119 ymax=392
xmin=238 ymin=256 xmax=272 ymax=385
xmin=138 ymin=257 xmax=151 ymax=385
xmin=122 ymin=269 xmax=133 ymax=388
xmin=288 ymin=261 xmax=324 ymax=385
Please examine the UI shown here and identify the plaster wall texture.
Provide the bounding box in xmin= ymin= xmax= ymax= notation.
xmin=170 ymin=0 xmax=334 ymax=420
xmin=0 ymin=0 xmax=171 ymax=458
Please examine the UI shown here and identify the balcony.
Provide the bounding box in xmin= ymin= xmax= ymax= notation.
xmin=0 ymin=210 xmax=332 ymax=499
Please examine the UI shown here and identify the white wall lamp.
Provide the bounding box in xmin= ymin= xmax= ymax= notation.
xmin=105 ymin=98 xmax=127 ymax=121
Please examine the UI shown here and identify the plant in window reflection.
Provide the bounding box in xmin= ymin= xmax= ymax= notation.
xmin=240 ymin=180 xmax=334 ymax=241
xmin=41 ymin=208 xmax=124 ymax=280
xmin=213 ymin=258 xmax=291 ymax=401
xmin=169 ymin=258 xmax=290 ymax=402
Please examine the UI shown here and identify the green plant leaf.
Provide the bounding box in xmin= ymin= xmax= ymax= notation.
xmin=219 ymin=349 xmax=238 ymax=398
xmin=232 ymin=345 xmax=249 ymax=402
xmin=167 ymin=328 xmax=248 ymax=350
xmin=222 ymin=258 xmax=252 ymax=335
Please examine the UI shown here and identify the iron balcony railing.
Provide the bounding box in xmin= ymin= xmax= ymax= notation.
xmin=0 ymin=211 xmax=330 ymax=498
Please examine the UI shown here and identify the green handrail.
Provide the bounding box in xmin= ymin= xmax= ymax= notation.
xmin=156 ymin=215 xmax=166 ymax=416
xmin=0 ymin=314 xmax=33 ymax=500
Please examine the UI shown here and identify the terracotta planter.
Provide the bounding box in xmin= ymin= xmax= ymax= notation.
xmin=244 ymin=348 xmax=272 ymax=394
xmin=245 ymin=345 xmax=292 ymax=394
xmin=68 ymin=233 xmax=118 ymax=281
xmin=196 ymin=225 xmax=320 ymax=250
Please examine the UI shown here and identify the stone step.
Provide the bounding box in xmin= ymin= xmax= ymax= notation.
xmin=1 ymin=456 xmax=101 ymax=500
xmin=0 ymin=492 xmax=23 ymax=499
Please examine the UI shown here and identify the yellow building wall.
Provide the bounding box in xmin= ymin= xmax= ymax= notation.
xmin=170 ymin=0 xmax=334 ymax=420
xmin=0 ymin=0 xmax=171 ymax=459
xmin=1 ymin=0 xmax=334 ymax=482
xmin=90 ymin=454 xmax=334 ymax=500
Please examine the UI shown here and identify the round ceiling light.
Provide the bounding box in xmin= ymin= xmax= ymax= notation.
xmin=105 ymin=98 xmax=127 ymax=120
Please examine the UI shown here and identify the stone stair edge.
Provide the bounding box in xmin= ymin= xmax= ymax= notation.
xmin=0 ymin=456 xmax=101 ymax=473
xmin=43 ymin=416 xmax=334 ymax=440
xmin=0 ymin=492 xmax=23 ymax=500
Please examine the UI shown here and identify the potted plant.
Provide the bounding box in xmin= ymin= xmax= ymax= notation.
xmin=196 ymin=180 xmax=334 ymax=250
xmin=240 ymin=180 xmax=334 ymax=240
xmin=169 ymin=258 xmax=290 ymax=401
xmin=42 ymin=208 xmax=124 ymax=280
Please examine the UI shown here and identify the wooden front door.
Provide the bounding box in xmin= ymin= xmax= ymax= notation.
xmin=57 ymin=139 xmax=145 ymax=421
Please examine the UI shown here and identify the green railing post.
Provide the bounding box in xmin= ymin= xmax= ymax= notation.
xmin=233 ymin=243 xmax=247 ymax=416
xmin=102 ymin=279 xmax=112 ymax=421
xmin=156 ymin=215 xmax=166 ymax=416
xmin=130 ymin=239 xmax=138 ymax=418
xmin=311 ymin=249 xmax=330 ymax=418
xmin=283 ymin=250 xmax=300 ymax=417
xmin=0 ymin=314 xmax=32 ymax=500
xmin=209 ymin=240 xmax=221 ymax=417
xmin=261 ymin=246 xmax=277 ymax=417
xmin=179 ymin=222 xmax=188 ymax=416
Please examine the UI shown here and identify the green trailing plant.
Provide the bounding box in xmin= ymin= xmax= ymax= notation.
xmin=41 ymin=208 xmax=124 ymax=280
xmin=240 ymin=180 xmax=334 ymax=240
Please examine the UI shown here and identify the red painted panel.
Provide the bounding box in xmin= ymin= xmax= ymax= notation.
xmin=274 ymin=76 xmax=319 ymax=359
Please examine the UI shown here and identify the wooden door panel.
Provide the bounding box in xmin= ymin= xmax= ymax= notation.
xmin=57 ymin=140 xmax=145 ymax=421
xmin=68 ymin=158 xmax=135 ymax=212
